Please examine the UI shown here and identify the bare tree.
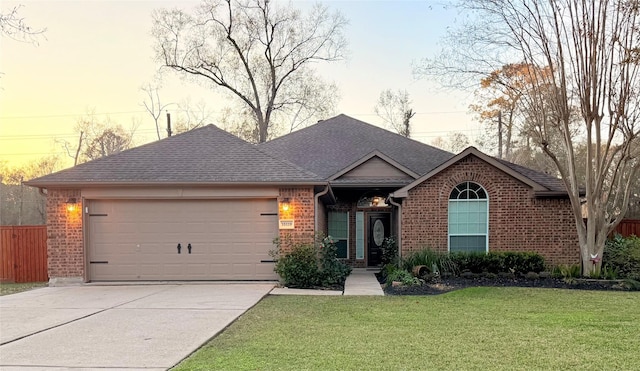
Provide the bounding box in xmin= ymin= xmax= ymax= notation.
xmin=374 ymin=89 xmax=415 ymax=137
xmin=83 ymin=127 xmax=133 ymax=161
xmin=152 ymin=0 xmax=347 ymax=143
xmin=217 ymin=106 xmax=261 ymax=143
xmin=173 ymin=98 xmax=214 ymax=134
xmin=141 ymin=83 xmax=174 ymax=140
xmin=418 ymin=0 xmax=640 ymax=276
xmin=57 ymin=111 xmax=137 ymax=164
xmin=57 ymin=131 xmax=84 ymax=166
xmin=0 ymin=156 xmax=59 ymax=225
xmin=281 ymin=71 xmax=339 ymax=133
xmin=0 ymin=4 xmax=46 ymax=44
xmin=431 ymin=132 xmax=470 ymax=153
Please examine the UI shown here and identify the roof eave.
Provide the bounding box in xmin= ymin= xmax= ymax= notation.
xmin=534 ymin=191 xmax=570 ymax=198
xmin=392 ymin=147 xmax=549 ymax=198
xmin=329 ymin=181 xmax=411 ymax=188
xmin=24 ymin=180 xmax=328 ymax=188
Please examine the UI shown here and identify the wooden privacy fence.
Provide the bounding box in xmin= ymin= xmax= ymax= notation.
xmin=613 ymin=219 xmax=640 ymax=238
xmin=1 ymin=225 xmax=48 ymax=283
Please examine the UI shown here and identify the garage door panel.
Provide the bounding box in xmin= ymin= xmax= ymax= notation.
xmin=254 ymin=263 xmax=277 ymax=278
xmin=89 ymin=199 xmax=278 ymax=281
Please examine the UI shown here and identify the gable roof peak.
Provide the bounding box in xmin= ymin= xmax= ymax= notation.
xmin=259 ymin=113 xmax=455 ymax=178
xmin=392 ymin=146 xmax=567 ymax=198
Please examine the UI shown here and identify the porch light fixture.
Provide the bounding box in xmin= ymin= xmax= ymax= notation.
xmin=66 ymin=198 xmax=77 ymax=212
xmin=281 ymin=198 xmax=291 ymax=212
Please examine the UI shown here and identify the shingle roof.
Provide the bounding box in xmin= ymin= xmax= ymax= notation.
xmin=27 ymin=125 xmax=322 ymax=186
xmin=496 ymin=159 xmax=566 ymax=192
xmin=26 ymin=114 xmax=568 ymax=195
xmin=259 ymin=114 xmax=455 ymax=178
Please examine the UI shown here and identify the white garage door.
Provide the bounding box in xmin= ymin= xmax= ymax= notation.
xmin=87 ymin=199 xmax=279 ymax=281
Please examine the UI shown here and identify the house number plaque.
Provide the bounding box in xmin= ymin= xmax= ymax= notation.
xmin=279 ymin=219 xmax=295 ymax=230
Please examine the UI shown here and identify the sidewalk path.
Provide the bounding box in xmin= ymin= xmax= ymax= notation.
xmin=270 ymin=268 xmax=384 ymax=296
xmin=343 ymin=269 xmax=385 ymax=296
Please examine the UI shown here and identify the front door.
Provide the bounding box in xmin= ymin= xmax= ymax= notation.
xmin=368 ymin=212 xmax=390 ymax=266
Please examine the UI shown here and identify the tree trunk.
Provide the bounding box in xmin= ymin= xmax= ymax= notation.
xmin=579 ymin=221 xmax=608 ymax=277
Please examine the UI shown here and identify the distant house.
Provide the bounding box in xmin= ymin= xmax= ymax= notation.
xmin=27 ymin=114 xmax=579 ymax=284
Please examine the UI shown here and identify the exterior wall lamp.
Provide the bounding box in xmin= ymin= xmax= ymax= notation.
xmin=66 ymin=198 xmax=78 ymax=212
xmin=281 ymin=198 xmax=291 ymax=212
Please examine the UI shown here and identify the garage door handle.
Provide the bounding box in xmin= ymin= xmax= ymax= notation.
xmin=187 ymin=243 xmax=192 ymax=254
xmin=177 ymin=243 xmax=182 ymax=254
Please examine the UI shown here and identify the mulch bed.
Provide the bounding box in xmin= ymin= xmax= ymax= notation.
xmin=383 ymin=276 xmax=637 ymax=295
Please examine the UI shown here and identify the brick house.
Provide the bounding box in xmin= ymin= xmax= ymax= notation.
xmin=27 ymin=114 xmax=579 ymax=284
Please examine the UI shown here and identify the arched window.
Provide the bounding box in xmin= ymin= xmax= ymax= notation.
xmin=448 ymin=181 xmax=488 ymax=253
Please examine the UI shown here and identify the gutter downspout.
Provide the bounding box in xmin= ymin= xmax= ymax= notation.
xmin=387 ymin=194 xmax=402 ymax=261
xmin=314 ymin=184 xmax=331 ymax=233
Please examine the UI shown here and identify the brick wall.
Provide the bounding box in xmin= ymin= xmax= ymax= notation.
xmin=46 ymin=189 xmax=84 ymax=282
xmin=401 ymin=155 xmax=579 ymax=267
xmin=278 ymin=187 xmax=315 ymax=251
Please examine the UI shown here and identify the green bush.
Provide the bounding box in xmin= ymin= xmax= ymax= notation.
xmin=552 ymin=264 xmax=581 ymax=279
xmin=450 ymin=252 xmax=490 ymax=273
xmin=450 ymin=251 xmax=545 ymax=275
xmin=502 ymin=252 xmax=546 ymax=274
xmin=385 ymin=266 xmax=420 ymax=287
xmin=380 ymin=236 xmax=398 ymax=265
xmin=604 ymin=234 xmax=640 ymax=280
xmin=317 ymin=237 xmax=352 ymax=287
xmin=601 ymin=266 xmax=620 ymax=280
xmin=272 ymin=243 xmax=319 ymax=288
xmin=271 ymin=236 xmax=351 ymax=289
xmin=402 ymin=249 xmax=457 ymax=275
xmin=400 ymin=249 xmax=545 ymax=277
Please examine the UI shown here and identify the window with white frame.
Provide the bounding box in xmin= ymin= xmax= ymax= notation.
xmin=448 ymin=181 xmax=488 ymax=253
xmin=328 ymin=211 xmax=349 ymax=259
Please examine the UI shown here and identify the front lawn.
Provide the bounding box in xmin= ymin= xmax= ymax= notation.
xmin=174 ymin=288 xmax=640 ymax=370
xmin=0 ymin=282 xmax=46 ymax=296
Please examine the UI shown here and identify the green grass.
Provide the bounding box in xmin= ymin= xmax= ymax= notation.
xmin=174 ymin=288 xmax=640 ymax=370
xmin=0 ymin=282 xmax=47 ymax=296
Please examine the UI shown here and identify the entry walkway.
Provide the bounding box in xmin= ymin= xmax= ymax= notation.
xmin=343 ymin=268 xmax=385 ymax=295
xmin=270 ymin=268 xmax=385 ymax=296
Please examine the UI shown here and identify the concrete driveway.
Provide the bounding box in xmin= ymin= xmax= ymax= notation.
xmin=0 ymin=283 xmax=274 ymax=370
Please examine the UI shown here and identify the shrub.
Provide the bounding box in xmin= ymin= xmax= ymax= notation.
xmin=601 ymin=266 xmax=619 ymax=280
xmin=385 ymin=266 xmax=420 ymax=287
xmin=380 ymin=236 xmax=398 ymax=265
xmin=272 ymin=243 xmax=319 ymax=288
xmin=271 ymin=236 xmax=351 ymax=289
xmin=502 ymin=252 xmax=545 ymax=274
xmin=317 ymin=236 xmax=352 ymax=287
xmin=552 ymin=264 xmax=581 ymax=279
xmin=394 ymin=248 xmax=546 ymax=278
xmin=450 ymin=251 xmax=545 ymax=275
xmin=403 ymin=249 xmax=457 ymax=275
xmin=450 ymin=252 xmax=490 ymax=273
xmin=603 ymin=234 xmax=640 ymax=280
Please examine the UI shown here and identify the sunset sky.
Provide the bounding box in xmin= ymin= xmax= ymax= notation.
xmin=1 ymin=0 xmax=480 ymax=169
